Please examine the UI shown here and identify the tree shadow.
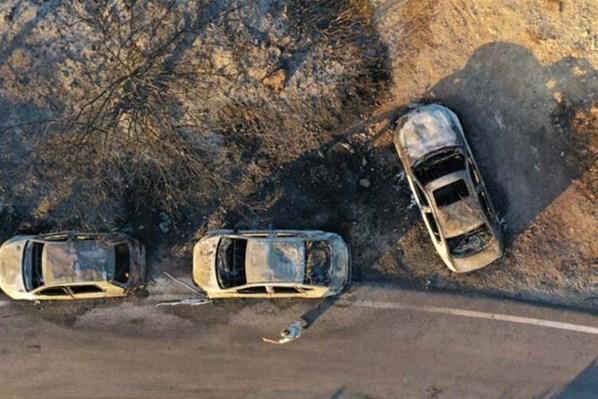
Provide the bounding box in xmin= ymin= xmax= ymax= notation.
xmin=425 ymin=41 xmax=597 ymax=243
xmin=545 ymin=357 xmax=598 ymax=399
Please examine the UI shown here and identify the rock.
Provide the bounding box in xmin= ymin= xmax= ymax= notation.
xmin=262 ymin=68 xmax=286 ymax=91
xmin=359 ymin=178 xmax=371 ymax=188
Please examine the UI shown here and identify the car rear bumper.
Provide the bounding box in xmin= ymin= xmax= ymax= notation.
xmin=447 ymin=238 xmax=503 ymax=273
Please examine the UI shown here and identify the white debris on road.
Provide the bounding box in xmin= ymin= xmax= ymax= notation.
xmin=156 ymin=298 xmax=212 ymax=307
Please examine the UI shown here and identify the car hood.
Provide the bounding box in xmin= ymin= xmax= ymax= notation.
xmin=245 ymin=239 xmax=305 ymax=284
xmin=0 ymin=239 xmax=27 ymax=294
xmin=327 ymin=235 xmax=351 ymax=294
xmin=397 ymin=105 xmax=462 ymax=165
xmin=193 ymin=236 xmax=220 ymax=290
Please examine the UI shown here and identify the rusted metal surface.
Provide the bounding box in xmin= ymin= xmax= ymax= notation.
xmin=427 ymin=172 xmax=487 ymax=239
xmin=0 ymin=236 xmax=28 ymax=295
xmin=395 ymin=104 xmax=462 ymax=166
xmin=42 ymin=240 xmax=114 ymax=285
xmin=245 ymin=239 xmax=305 ymax=284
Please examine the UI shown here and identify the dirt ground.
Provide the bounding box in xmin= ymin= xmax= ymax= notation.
xmin=0 ymin=0 xmax=596 ymax=309
xmin=368 ymin=0 xmax=598 ymax=306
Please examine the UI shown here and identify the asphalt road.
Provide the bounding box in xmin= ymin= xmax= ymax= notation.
xmin=1 ymin=285 xmax=597 ymax=399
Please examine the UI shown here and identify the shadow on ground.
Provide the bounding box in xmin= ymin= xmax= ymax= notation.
xmin=300 ymin=295 xmax=340 ymax=329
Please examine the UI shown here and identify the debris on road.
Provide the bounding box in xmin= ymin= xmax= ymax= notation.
xmin=155 ymin=298 xmax=212 ymax=307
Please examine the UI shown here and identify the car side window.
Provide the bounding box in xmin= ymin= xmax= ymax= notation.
xmin=37 ymin=287 xmax=69 ymax=296
xmin=424 ymin=212 xmax=441 ymax=242
xmin=468 ymin=161 xmax=480 ymax=186
xmin=70 ymin=285 xmax=104 ymax=295
xmin=272 ymin=287 xmax=301 ymax=294
xmin=414 ymin=184 xmax=429 ymax=207
xmin=478 ymin=191 xmax=495 ymax=221
xmin=237 ymin=286 xmax=267 ymax=294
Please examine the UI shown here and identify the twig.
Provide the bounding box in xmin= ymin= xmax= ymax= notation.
xmin=162 ymin=271 xmax=205 ymax=296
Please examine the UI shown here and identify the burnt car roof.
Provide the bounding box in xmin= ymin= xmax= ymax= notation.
xmin=42 ymin=239 xmax=116 ymax=285
xmin=427 ymin=172 xmax=487 ymax=238
xmin=244 ymin=239 xmax=305 ymax=284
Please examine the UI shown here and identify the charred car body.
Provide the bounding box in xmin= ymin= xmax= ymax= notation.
xmin=0 ymin=232 xmax=146 ymax=300
xmin=394 ymin=104 xmax=503 ymax=272
xmin=193 ymin=230 xmax=350 ymax=298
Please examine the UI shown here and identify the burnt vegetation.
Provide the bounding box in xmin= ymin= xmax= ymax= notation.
xmin=5 ymin=0 xmax=390 ymax=234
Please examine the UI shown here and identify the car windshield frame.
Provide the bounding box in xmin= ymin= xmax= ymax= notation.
xmin=22 ymin=240 xmax=45 ymax=292
xmin=304 ymin=240 xmax=332 ymax=286
xmin=412 ymin=147 xmax=465 ymax=186
xmin=216 ymin=237 xmax=248 ymax=289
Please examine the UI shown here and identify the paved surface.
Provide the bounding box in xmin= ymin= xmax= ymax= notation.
xmin=1 ymin=285 xmax=597 ymax=399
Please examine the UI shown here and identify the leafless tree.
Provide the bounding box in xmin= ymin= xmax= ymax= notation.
xmin=4 ymin=0 xmax=389 ymax=229
xmin=35 ymin=0 xmax=240 ymax=215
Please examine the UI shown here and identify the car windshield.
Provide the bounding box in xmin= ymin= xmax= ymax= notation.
xmin=433 ymin=179 xmax=469 ymax=207
xmin=304 ymin=240 xmax=332 ymax=286
xmin=216 ymin=238 xmax=247 ymax=289
xmin=447 ymin=224 xmax=492 ymax=257
xmin=23 ymin=241 xmax=44 ymax=291
xmin=413 ymin=148 xmax=465 ymax=186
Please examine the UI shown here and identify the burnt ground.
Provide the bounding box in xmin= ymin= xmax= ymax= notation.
xmin=0 ymin=0 xmax=597 ymax=314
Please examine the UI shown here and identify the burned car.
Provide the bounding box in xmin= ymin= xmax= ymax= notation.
xmin=0 ymin=232 xmax=145 ymax=300
xmin=193 ymin=230 xmax=350 ymax=298
xmin=394 ymin=104 xmax=503 ymax=272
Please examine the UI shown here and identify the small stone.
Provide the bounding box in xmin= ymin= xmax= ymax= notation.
xmin=359 ymin=178 xmax=371 ymax=188
xmin=262 ymin=68 xmax=287 ymax=91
